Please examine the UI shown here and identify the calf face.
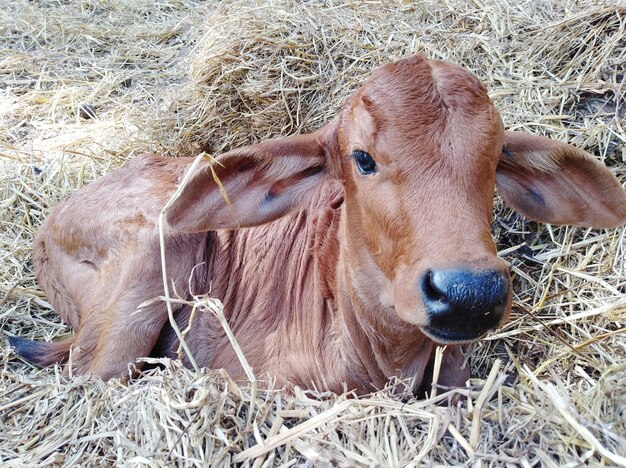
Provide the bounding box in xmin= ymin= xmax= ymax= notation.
xmin=335 ymin=57 xmax=511 ymax=342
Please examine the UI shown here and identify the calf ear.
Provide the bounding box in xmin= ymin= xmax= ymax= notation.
xmin=167 ymin=123 xmax=338 ymax=232
xmin=496 ymin=130 xmax=626 ymax=228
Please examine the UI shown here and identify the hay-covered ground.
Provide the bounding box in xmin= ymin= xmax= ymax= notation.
xmin=1 ymin=0 xmax=625 ymax=465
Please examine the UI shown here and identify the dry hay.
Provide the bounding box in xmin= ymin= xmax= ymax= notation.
xmin=2 ymin=0 xmax=626 ymax=465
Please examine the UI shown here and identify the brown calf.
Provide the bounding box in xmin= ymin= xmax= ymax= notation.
xmin=10 ymin=54 xmax=626 ymax=395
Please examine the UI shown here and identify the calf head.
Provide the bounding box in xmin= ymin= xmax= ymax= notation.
xmin=168 ymin=54 xmax=626 ymax=346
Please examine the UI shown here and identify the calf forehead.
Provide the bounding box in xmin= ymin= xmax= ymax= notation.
xmin=363 ymin=56 xmax=491 ymax=116
xmin=347 ymin=56 xmax=501 ymax=162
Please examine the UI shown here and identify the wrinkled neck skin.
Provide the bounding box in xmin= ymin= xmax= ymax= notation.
xmin=178 ymin=180 xmax=434 ymax=395
xmin=334 ymin=194 xmax=435 ymax=394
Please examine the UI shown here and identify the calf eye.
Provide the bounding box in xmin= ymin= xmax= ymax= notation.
xmin=351 ymin=150 xmax=377 ymax=175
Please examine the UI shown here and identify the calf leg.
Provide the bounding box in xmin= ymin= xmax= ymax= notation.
xmin=32 ymin=230 xmax=82 ymax=330
xmin=64 ymin=238 xmax=205 ymax=379
xmin=19 ymin=229 xmax=208 ymax=379
xmin=417 ymin=345 xmax=470 ymax=397
xmin=69 ymin=297 xmax=172 ymax=379
xmin=433 ymin=345 xmax=471 ymax=389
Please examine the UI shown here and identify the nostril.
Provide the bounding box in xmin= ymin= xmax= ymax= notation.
xmin=422 ymin=270 xmax=445 ymax=300
xmin=421 ymin=270 xmax=450 ymax=315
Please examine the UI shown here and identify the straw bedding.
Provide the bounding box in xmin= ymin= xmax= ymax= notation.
xmin=1 ymin=0 xmax=625 ymax=465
